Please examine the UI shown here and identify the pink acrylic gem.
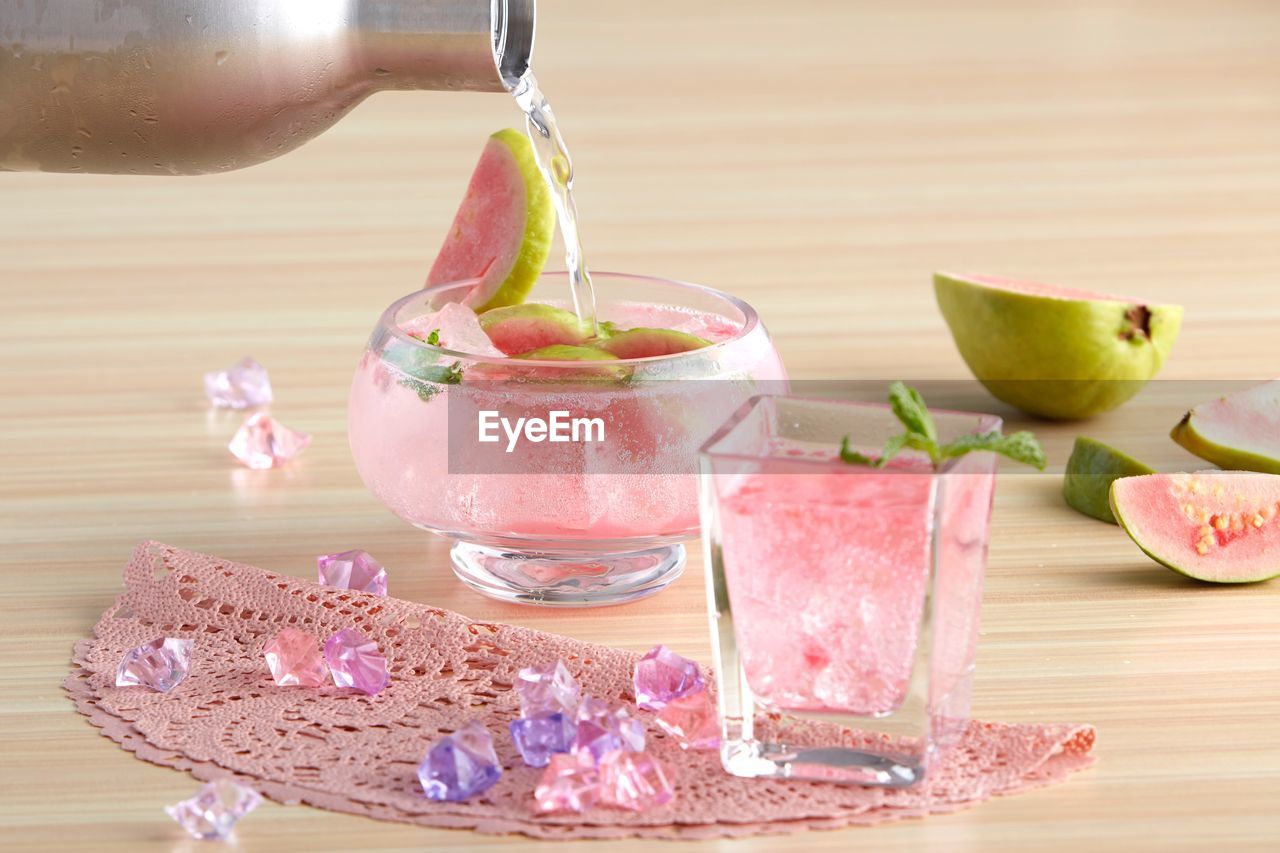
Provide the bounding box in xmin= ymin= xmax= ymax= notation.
xmin=634 ymin=645 xmax=704 ymax=710
xmin=204 ymin=357 xmax=273 ymax=409
xmin=573 ymin=696 xmax=646 ymax=764
xmin=515 ymin=660 xmax=580 ymax=717
xmin=115 ymin=637 xmax=193 ymax=693
xmin=317 ymin=549 xmax=387 ymax=595
xmin=534 ymin=752 xmax=600 ymax=814
xmin=166 ymin=779 xmax=262 ymax=840
xmin=324 ymin=628 xmax=390 ymax=695
xmin=654 ymin=687 xmax=720 ymax=750
xmin=228 ymin=412 xmax=311 ymax=469
xmin=263 ymin=628 xmax=329 ymax=688
xmin=598 ymin=751 xmax=675 ymax=812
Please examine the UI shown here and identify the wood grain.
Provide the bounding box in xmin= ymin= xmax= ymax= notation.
xmin=2 ymin=1 xmax=1278 ymax=849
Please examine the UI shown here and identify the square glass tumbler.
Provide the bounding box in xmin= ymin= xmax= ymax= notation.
xmin=698 ymin=395 xmax=1000 ymax=786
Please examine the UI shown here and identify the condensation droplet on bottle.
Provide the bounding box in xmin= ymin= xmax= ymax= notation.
xmin=373 ymin=67 xmax=391 ymax=77
xmin=76 ymin=126 xmax=92 ymax=139
xmin=214 ymin=50 xmax=229 ymax=66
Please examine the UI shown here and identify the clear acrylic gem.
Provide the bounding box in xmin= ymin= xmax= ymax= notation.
xmin=573 ymin=696 xmax=646 ymax=765
xmin=115 ymin=637 xmax=193 ymax=693
xmin=515 ymin=660 xmax=580 ymax=717
xmin=323 ymin=628 xmax=389 ymax=695
xmin=204 ymin=357 xmax=273 ymax=409
xmin=165 ymin=779 xmax=262 ymax=840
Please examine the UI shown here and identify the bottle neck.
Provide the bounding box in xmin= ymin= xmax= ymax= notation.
xmin=356 ymin=0 xmax=534 ymax=93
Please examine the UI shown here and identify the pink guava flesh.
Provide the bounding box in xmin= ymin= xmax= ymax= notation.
xmin=427 ymin=136 xmax=527 ymax=306
xmin=1173 ymin=381 xmax=1280 ymax=471
xmin=1111 ymin=471 xmax=1280 ymax=583
xmin=950 ymin=272 xmax=1140 ymax=304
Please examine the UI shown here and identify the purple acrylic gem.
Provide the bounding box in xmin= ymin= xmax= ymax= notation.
xmin=418 ymin=721 xmax=502 ymax=802
xmin=509 ymin=711 xmax=577 ymax=768
xmin=115 ymin=637 xmax=193 ymax=693
xmin=317 ymin=549 xmax=387 ymax=596
xmin=166 ymin=779 xmax=262 ymax=840
xmin=514 ymin=660 xmax=580 ymax=717
xmin=323 ymin=628 xmax=390 ymax=695
xmin=204 ymin=357 xmax=273 ymax=409
xmin=573 ymin=696 xmax=646 ymax=765
xmin=633 ymin=645 xmax=705 ymax=711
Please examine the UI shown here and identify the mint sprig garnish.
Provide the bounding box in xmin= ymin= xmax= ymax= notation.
xmin=426 ymin=329 xmax=441 ymax=346
xmin=840 ymin=381 xmax=1046 ymax=470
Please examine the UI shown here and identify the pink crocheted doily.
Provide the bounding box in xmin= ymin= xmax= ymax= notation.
xmin=65 ymin=542 xmax=1096 ymax=840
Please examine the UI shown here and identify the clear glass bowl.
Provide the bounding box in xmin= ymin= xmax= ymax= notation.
xmin=348 ymin=271 xmax=787 ymax=606
xmin=700 ymin=395 xmax=999 ymax=785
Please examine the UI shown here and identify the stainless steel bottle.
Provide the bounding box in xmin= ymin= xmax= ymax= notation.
xmin=0 ymin=0 xmax=534 ymax=175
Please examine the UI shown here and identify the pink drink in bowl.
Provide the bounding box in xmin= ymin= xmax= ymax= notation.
xmin=700 ymin=395 xmax=998 ymax=785
xmin=348 ymin=271 xmax=787 ymax=606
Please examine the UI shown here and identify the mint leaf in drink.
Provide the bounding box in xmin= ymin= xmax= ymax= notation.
xmin=840 ymin=383 xmax=1045 ymax=471
xmin=888 ymin=381 xmax=937 ymax=444
xmin=399 ymin=361 xmax=463 ymax=402
xmin=839 ymin=436 xmax=879 ymax=467
xmin=426 ymin=329 xmax=441 ymax=346
xmin=940 ymin=429 xmax=1046 ymax=470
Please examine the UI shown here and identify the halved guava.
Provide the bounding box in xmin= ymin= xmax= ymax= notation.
xmin=1171 ymin=380 xmax=1280 ymax=474
xmin=934 ymin=272 xmax=1182 ymax=420
xmin=426 ymin=128 xmax=554 ymax=312
xmin=1110 ymin=471 xmax=1280 ymax=583
xmin=1063 ymin=436 xmax=1154 ymax=524
xmin=478 ymin=304 xmax=590 ymax=355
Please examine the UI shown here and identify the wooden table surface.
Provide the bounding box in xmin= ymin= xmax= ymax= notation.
xmin=3 ymin=0 xmax=1279 ymax=849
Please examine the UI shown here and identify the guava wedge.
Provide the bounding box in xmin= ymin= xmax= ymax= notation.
xmin=934 ymin=272 xmax=1183 ymax=420
xmin=478 ymin=304 xmax=590 ymax=355
xmin=514 ymin=345 xmax=626 ymax=380
xmin=1063 ymin=436 xmax=1155 ymax=524
xmin=516 ymin=345 xmax=619 ymax=362
xmin=1110 ymin=471 xmax=1280 ymax=583
xmin=426 ymin=128 xmax=554 ymax=312
xmin=594 ymin=328 xmax=712 ymax=359
xmin=1171 ymin=380 xmax=1280 ymax=474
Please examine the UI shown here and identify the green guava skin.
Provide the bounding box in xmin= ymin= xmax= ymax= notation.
xmin=594 ymin=328 xmax=711 ymax=359
xmin=513 ymin=344 xmax=627 ymax=381
xmin=1109 ymin=474 xmax=1280 ymax=583
xmin=1171 ymin=406 xmax=1280 ymax=475
xmin=516 ymin=345 xmax=619 ymax=361
xmin=1063 ymin=436 xmax=1155 ymax=524
xmin=934 ymin=272 xmax=1183 ymax=420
